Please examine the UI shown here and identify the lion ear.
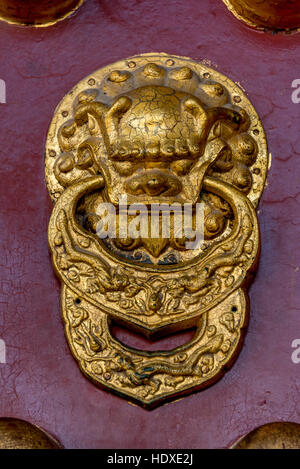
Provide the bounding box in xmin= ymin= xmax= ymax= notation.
xmin=107 ymin=96 xmax=132 ymax=118
xmin=87 ymin=114 xmax=100 ymax=135
xmin=105 ymin=96 xmax=131 ymax=125
xmin=183 ymin=97 xmax=208 ymax=133
xmin=105 ymin=96 xmax=132 ymax=148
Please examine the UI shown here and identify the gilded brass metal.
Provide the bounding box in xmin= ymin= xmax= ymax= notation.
xmin=0 ymin=0 xmax=84 ymax=27
xmin=0 ymin=418 xmax=62 ymax=449
xmin=223 ymin=0 xmax=300 ymax=31
xmin=45 ymin=53 xmax=269 ymax=408
xmin=231 ymin=422 xmax=300 ymax=449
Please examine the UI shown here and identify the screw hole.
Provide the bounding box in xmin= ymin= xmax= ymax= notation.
xmin=75 ymin=298 xmax=81 ymax=305
xmin=231 ymin=306 xmax=237 ymax=312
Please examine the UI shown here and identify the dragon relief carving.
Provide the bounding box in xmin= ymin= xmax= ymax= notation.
xmin=46 ymin=54 xmax=268 ymax=408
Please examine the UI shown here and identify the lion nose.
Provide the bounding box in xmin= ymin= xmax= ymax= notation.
xmin=145 ymin=176 xmax=166 ymax=196
xmin=124 ymin=170 xmax=182 ymax=197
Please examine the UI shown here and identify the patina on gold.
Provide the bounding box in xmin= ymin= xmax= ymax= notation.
xmin=45 ymin=53 xmax=269 ymax=408
xmin=223 ymin=0 xmax=300 ymax=31
xmin=0 ymin=0 xmax=84 ymax=27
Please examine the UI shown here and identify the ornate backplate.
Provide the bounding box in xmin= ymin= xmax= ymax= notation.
xmin=45 ymin=53 xmax=268 ymax=409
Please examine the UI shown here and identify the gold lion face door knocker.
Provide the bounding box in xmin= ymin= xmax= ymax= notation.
xmin=45 ymin=54 xmax=268 ymax=408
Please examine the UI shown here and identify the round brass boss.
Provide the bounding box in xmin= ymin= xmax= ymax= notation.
xmin=0 ymin=0 xmax=84 ymax=27
xmin=223 ymin=0 xmax=300 ymax=31
xmin=231 ymin=422 xmax=300 ymax=449
xmin=0 ymin=418 xmax=62 ymax=449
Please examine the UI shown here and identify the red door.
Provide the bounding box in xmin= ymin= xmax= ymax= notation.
xmin=0 ymin=0 xmax=299 ymax=449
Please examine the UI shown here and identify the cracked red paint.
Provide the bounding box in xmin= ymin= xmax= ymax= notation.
xmin=0 ymin=0 xmax=299 ymax=450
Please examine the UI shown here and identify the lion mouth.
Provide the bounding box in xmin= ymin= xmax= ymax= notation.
xmin=124 ymin=169 xmax=182 ymax=197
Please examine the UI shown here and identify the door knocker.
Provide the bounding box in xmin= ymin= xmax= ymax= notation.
xmin=45 ymin=53 xmax=268 ymax=408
